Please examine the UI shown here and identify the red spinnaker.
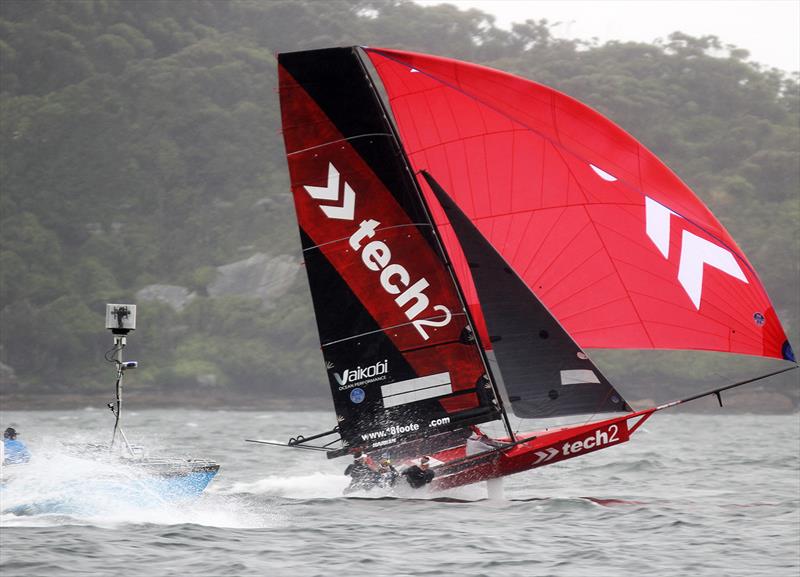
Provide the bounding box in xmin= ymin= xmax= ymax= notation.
xmin=365 ymin=47 xmax=792 ymax=361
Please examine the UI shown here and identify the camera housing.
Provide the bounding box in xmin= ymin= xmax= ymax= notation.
xmin=105 ymin=304 xmax=137 ymax=334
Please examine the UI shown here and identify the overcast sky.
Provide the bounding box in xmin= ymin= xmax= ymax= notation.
xmin=413 ymin=0 xmax=800 ymax=73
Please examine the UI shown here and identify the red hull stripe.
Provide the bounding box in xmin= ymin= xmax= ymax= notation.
xmin=432 ymin=411 xmax=650 ymax=490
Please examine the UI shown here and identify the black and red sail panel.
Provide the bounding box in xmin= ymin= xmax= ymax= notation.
xmin=278 ymin=48 xmax=498 ymax=448
xmin=364 ymin=47 xmax=793 ymax=363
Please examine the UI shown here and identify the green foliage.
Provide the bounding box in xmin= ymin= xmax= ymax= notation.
xmin=0 ymin=0 xmax=797 ymax=406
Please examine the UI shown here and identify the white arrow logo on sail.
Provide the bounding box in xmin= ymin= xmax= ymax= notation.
xmin=304 ymin=162 xmax=355 ymax=220
xmin=533 ymin=447 xmax=559 ymax=464
xmin=677 ymin=230 xmax=748 ymax=308
xmin=645 ymin=197 xmax=747 ymax=309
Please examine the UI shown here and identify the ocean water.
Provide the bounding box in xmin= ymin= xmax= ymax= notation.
xmin=0 ymin=408 xmax=798 ymax=577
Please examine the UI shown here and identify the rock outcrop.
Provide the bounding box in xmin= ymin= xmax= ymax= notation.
xmin=136 ymin=284 xmax=196 ymax=311
xmin=207 ymin=253 xmax=300 ymax=307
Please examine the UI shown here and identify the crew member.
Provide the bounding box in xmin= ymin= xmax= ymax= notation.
xmin=376 ymin=457 xmax=398 ymax=488
xmin=402 ymin=455 xmax=435 ymax=488
xmin=3 ymin=427 xmax=31 ymax=465
xmin=344 ymin=450 xmax=377 ymax=492
xmin=465 ymin=425 xmax=510 ymax=456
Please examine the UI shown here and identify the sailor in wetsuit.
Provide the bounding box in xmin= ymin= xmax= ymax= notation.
xmin=344 ymin=450 xmax=377 ymax=492
xmin=3 ymin=427 xmax=31 ymax=465
xmin=402 ymin=455 xmax=435 ymax=488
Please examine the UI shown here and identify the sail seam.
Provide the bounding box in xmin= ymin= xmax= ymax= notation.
xmin=320 ymin=312 xmax=468 ymax=347
xmin=548 ymin=271 xmax=618 ymax=310
xmin=548 ymin=143 xmax=656 ymax=348
xmin=441 ymin=202 xmax=647 ymax=223
xmin=286 ymin=133 xmax=394 ymax=156
xmin=302 ymin=222 xmax=433 ymax=251
xmin=602 ymin=236 xmax=763 ymax=333
xmin=519 ymin=208 xmax=584 ymax=281
xmin=642 ymin=319 xmax=760 ymax=342
xmin=525 ymin=219 xmax=595 ymax=294
xmin=556 ymin=295 xmax=640 ymax=325
xmin=517 ymin=207 xmax=567 ymax=282
xmin=535 ymin=247 xmax=608 ymax=307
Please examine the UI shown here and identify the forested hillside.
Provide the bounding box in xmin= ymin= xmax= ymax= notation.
xmin=1 ymin=0 xmax=797 ymax=408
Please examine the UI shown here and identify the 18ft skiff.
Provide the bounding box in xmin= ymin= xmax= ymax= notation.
xmin=251 ymin=46 xmax=797 ymax=491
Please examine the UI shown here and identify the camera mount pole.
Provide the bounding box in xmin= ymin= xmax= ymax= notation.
xmin=105 ymin=304 xmax=137 ymax=456
xmin=110 ymin=335 xmax=125 ymax=449
xmin=108 ymin=335 xmax=136 ymax=456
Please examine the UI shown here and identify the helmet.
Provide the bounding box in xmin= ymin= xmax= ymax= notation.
xmin=4 ymin=427 xmax=17 ymax=439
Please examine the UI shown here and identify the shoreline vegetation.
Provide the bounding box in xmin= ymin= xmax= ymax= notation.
xmin=1 ymin=1 xmax=797 ymax=409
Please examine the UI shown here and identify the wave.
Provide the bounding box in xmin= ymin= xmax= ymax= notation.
xmin=0 ymin=445 xmax=273 ymax=529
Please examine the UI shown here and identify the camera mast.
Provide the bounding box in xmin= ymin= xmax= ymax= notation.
xmin=104 ymin=304 xmax=138 ymax=454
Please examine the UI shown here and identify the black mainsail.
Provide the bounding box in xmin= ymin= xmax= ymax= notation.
xmin=279 ymin=48 xmax=502 ymax=452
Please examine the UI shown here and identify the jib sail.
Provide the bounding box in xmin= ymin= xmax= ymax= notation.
xmin=422 ymin=170 xmax=631 ymax=418
xmin=278 ymin=48 xmax=501 ymax=451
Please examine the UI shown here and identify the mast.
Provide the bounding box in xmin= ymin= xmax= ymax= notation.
xmin=354 ymin=48 xmax=516 ymax=441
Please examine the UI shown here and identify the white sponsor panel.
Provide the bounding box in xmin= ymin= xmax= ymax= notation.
xmin=560 ymin=369 xmax=601 ymax=385
xmin=381 ymin=372 xmax=452 ymax=408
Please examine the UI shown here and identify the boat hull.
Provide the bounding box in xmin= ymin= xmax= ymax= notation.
xmin=430 ymin=412 xmax=649 ymax=490
xmin=1 ymin=458 xmax=220 ymax=515
xmin=129 ymin=458 xmax=220 ymax=499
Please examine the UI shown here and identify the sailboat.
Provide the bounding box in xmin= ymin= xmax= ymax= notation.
xmin=256 ymin=46 xmax=797 ymax=492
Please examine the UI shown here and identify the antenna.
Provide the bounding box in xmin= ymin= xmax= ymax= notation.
xmin=105 ymin=304 xmax=138 ymax=455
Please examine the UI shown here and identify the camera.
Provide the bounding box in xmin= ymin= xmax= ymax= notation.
xmin=105 ymin=304 xmax=137 ymax=334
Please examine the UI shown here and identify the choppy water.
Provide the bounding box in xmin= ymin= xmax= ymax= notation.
xmin=0 ymin=408 xmax=798 ymax=577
